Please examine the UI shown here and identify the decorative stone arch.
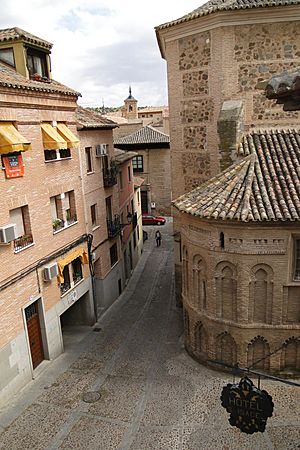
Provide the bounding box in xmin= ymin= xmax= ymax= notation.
xmin=216 ymin=332 xmax=237 ymax=366
xmin=192 ymin=254 xmax=207 ymax=310
xmin=247 ymin=336 xmax=270 ymax=371
xmin=281 ymin=337 xmax=300 ymax=372
xmin=215 ymin=261 xmax=237 ymax=321
xmin=182 ymin=246 xmax=189 ymax=297
xmin=183 ymin=308 xmax=190 ymax=345
xmin=249 ymin=264 xmax=273 ymax=324
xmin=193 ymin=321 xmax=208 ymax=358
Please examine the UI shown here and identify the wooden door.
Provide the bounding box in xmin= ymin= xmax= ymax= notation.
xmin=25 ymin=302 xmax=44 ymax=369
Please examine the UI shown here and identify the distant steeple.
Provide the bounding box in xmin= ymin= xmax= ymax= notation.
xmin=122 ymin=85 xmax=138 ymax=119
xmin=125 ymin=85 xmax=136 ymax=101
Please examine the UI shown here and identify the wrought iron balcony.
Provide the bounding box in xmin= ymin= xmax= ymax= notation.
xmin=107 ymin=215 xmax=121 ymax=238
xmin=103 ymin=161 xmax=118 ymax=187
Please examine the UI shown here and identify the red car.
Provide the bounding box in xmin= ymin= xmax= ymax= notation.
xmin=142 ymin=213 xmax=166 ymax=226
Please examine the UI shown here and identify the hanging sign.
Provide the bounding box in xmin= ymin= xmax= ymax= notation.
xmin=221 ymin=376 xmax=274 ymax=434
xmin=3 ymin=154 xmax=24 ymax=178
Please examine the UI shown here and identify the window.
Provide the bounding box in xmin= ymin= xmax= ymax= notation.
xmin=132 ymin=155 xmax=143 ymax=172
xmin=110 ymin=243 xmax=118 ymax=267
xmin=85 ymin=147 xmax=93 ymax=173
xmin=294 ymin=239 xmax=300 ymax=280
xmin=9 ymin=205 xmax=33 ymax=252
xmin=128 ymin=166 xmax=131 ymax=181
xmin=0 ymin=48 xmax=15 ymax=67
xmin=60 ymin=258 xmax=83 ymax=295
xmin=26 ymin=48 xmax=48 ymax=78
xmin=51 ymin=190 xmax=77 ymax=232
xmin=91 ymin=204 xmax=97 ymax=227
xmin=44 ymin=148 xmax=71 ymax=161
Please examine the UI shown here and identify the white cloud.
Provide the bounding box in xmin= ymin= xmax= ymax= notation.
xmin=0 ymin=0 xmax=204 ymax=106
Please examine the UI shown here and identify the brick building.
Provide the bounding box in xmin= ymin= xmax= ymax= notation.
xmin=156 ymin=1 xmax=300 ymax=374
xmin=173 ymin=129 xmax=300 ymax=375
xmin=0 ymin=28 xmax=94 ymax=403
xmin=114 ymin=125 xmax=171 ymax=215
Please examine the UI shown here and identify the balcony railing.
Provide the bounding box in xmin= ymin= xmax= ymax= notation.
xmin=14 ymin=234 xmax=34 ymax=252
xmin=60 ymin=282 xmax=71 ymax=295
xmin=107 ymin=216 xmax=121 ymax=238
xmin=103 ymin=169 xmax=118 ymax=187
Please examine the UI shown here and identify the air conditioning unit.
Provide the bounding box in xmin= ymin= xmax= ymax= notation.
xmin=43 ymin=262 xmax=59 ymax=281
xmin=0 ymin=224 xmax=17 ymax=244
xmin=95 ymin=144 xmax=108 ymax=157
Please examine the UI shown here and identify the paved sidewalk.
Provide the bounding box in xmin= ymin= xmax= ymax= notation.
xmin=0 ymin=221 xmax=299 ymax=449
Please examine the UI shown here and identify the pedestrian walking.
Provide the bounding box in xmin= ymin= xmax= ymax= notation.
xmin=155 ymin=230 xmax=162 ymax=247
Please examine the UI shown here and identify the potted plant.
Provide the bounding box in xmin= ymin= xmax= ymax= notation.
xmin=52 ymin=218 xmax=62 ymax=231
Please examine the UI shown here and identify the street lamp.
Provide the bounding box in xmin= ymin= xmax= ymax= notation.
xmin=121 ymin=211 xmax=132 ymax=227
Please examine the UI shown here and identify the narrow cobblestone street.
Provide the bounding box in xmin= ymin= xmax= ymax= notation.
xmin=0 ymin=221 xmax=299 ymax=450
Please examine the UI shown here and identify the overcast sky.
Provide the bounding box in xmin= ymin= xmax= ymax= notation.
xmin=0 ymin=0 xmax=204 ymax=107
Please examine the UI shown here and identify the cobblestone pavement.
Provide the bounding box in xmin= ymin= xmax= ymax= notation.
xmin=0 ymin=220 xmax=299 ymax=449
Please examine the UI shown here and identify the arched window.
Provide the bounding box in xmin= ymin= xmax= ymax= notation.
xmin=247 ymin=336 xmax=270 ymax=371
xmin=215 ymin=262 xmax=237 ymax=321
xmin=192 ymin=255 xmax=206 ymax=310
xmin=249 ymin=264 xmax=273 ymax=324
xmin=183 ymin=308 xmax=190 ymax=344
xmin=182 ymin=246 xmax=189 ymax=297
xmin=216 ymin=332 xmax=237 ymax=366
xmin=281 ymin=337 xmax=300 ymax=371
xmin=194 ymin=321 xmax=208 ymax=357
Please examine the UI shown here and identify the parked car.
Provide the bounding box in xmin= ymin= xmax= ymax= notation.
xmin=142 ymin=213 xmax=166 ymax=226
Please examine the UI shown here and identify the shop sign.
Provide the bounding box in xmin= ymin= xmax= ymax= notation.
xmin=3 ymin=153 xmax=24 ymax=178
xmin=221 ymin=376 xmax=274 ymax=434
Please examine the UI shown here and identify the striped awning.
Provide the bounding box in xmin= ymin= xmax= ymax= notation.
xmin=41 ymin=123 xmax=67 ymax=150
xmin=57 ymin=247 xmax=88 ymax=283
xmin=0 ymin=122 xmax=31 ymax=154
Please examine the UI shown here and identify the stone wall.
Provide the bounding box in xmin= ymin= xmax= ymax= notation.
xmin=163 ymin=16 xmax=300 ymax=200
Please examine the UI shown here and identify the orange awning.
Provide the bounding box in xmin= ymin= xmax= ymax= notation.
xmin=58 ymin=247 xmax=88 ymax=283
xmin=41 ymin=123 xmax=67 ymax=150
xmin=56 ymin=123 xmax=79 ymax=148
xmin=0 ymin=122 xmax=31 ymax=154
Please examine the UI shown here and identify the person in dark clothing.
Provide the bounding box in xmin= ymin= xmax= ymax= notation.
xmin=155 ymin=230 xmax=162 ymax=247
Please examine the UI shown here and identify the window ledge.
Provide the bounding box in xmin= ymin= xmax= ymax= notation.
xmin=53 ymin=220 xmax=78 ymax=234
xmin=14 ymin=242 xmax=35 ymax=253
xmin=87 ymin=171 xmax=94 ymax=175
xmin=92 ymin=225 xmax=100 ymax=232
xmin=45 ymin=157 xmax=72 ymax=163
xmin=60 ymin=278 xmax=84 ymax=298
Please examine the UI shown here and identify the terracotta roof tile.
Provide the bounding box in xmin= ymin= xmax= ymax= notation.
xmin=114 ymin=125 xmax=170 ymax=146
xmin=173 ymin=129 xmax=300 ymax=222
xmin=76 ymin=106 xmax=117 ymax=129
xmin=156 ymin=0 xmax=300 ymax=30
xmin=0 ymin=61 xmax=79 ymax=97
xmin=0 ymin=27 xmax=52 ymax=49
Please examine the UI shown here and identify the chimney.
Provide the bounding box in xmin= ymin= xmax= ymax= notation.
xmin=217 ymin=100 xmax=244 ymax=171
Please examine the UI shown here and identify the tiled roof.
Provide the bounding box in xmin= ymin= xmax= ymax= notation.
xmin=0 ymin=27 xmax=52 ymax=49
xmin=114 ymin=148 xmax=138 ymax=164
xmin=173 ymin=129 xmax=300 ymax=222
xmin=134 ymin=176 xmax=145 ymax=188
xmin=76 ymin=106 xmax=117 ymax=129
xmin=156 ymin=0 xmax=300 ymax=30
xmin=114 ymin=125 xmax=170 ymax=146
xmin=0 ymin=61 xmax=80 ymax=97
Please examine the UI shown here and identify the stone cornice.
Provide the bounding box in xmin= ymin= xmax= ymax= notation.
xmin=156 ymin=5 xmax=300 ymax=59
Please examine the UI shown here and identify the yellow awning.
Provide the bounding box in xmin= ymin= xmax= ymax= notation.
xmin=57 ymin=123 xmax=79 ymax=148
xmin=58 ymin=247 xmax=88 ymax=283
xmin=41 ymin=123 xmax=67 ymax=150
xmin=0 ymin=122 xmax=31 ymax=154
